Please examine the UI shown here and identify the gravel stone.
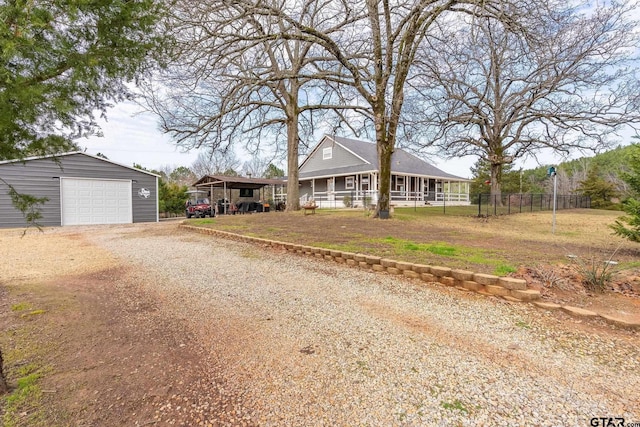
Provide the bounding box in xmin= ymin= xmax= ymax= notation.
xmin=75 ymin=223 xmax=640 ymax=426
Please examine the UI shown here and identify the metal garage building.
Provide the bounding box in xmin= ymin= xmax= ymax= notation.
xmin=0 ymin=152 xmax=159 ymax=228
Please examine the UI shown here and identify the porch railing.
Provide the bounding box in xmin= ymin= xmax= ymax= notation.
xmin=301 ymin=190 xmax=469 ymax=208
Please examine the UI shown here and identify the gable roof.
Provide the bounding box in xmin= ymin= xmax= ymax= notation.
xmin=301 ymin=135 xmax=468 ymax=181
xmin=0 ymin=152 xmax=160 ymax=177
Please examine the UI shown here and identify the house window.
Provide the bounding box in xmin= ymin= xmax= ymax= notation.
xmin=345 ymin=176 xmax=355 ymax=190
xmin=323 ymin=147 xmax=332 ymax=160
xmin=396 ymin=176 xmax=405 ymax=191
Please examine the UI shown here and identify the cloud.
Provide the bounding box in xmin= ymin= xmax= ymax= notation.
xmin=80 ymin=101 xmax=202 ymax=170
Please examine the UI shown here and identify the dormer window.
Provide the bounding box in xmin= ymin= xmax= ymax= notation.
xmin=323 ymin=147 xmax=333 ymax=160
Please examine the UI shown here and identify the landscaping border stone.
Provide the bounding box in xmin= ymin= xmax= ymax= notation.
xmin=179 ymin=225 xmax=639 ymax=330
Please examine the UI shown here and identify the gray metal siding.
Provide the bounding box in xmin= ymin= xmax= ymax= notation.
xmin=0 ymin=160 xmax=63 ymax=228
xmin=300 ymin=138 xmax=367 ymax=175
xmin=299 ymin=181 xmax=312 ymax=198
xmin=0 ymin=154 xmax=158 ymax=228
xmin=300 ymin=176 xmax=355 ymax=193
xmin=131 ymin=174 xmax=158 ymax=223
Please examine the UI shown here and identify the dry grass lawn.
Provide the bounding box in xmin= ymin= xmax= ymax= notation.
xmin=187 ymin=207 xmax=640 ymax=322
xmin=189 ymin=207 xmax=639 ymax=274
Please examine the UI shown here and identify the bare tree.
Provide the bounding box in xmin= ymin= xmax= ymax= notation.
xmin=407 ymin=0 xmax=640 ymax=202
xmin=242 ymin=152 xmax=285 ymax=178
xmin=144 ymin=0 xmax=363 ymax=210
xmin=229 ymin=0 xmax=519 ymax=217
xmin=191 ymin=150 xmax=241 ymax=177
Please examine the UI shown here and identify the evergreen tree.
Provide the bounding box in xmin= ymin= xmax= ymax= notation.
xmin=470 ymin=159 xmax=530 ymax=203
xmin=577 ymin=164 xmax=620 ymax=209
xmin=611 ymin=144 xmax=640 ymax=241
xmin=0 ymin=0 xmax=165 ymax=161
xmin=1 ymin=0 xmax=165 ymax=226
xmin=159 ymin=180 xmax=188 ymax=216
xmin=168 ymin=166 xmax=196 ymax=187
xmin=264 ymin=163 xmax=285 ymax=179
xmin=620 ymin=144 xmax=640 ymax=194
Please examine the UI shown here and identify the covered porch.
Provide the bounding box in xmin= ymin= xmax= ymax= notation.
xmin=299 ymin=173 xmax=470 ymax=208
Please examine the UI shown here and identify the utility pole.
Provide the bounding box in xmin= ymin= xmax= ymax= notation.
xmin=548 ymin=167 xmax=557 ymax=234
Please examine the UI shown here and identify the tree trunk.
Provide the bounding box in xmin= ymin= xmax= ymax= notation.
xmin=372 ymin=93 xmax=394 ymax=218
xmin=0 ymin=348 xmax=8 ymax=394
xmin=285 ymin=105 xmax=300 ymax=211
xmin=377 ymin=139 xmax=393 ymax=217
xmin=490 ymin=162 xmax=503 ymax=206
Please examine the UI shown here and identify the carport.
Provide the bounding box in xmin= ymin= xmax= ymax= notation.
xmin=193 ymin=175 xmax=286 ymax=214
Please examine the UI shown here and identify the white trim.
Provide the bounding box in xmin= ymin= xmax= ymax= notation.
xmin=345 ymin=176 xmax=355 ymax=190
xmin=330 ymin=137 xmax=371 ymax=165
xmin=299 ymin=135 xmax=372 ymax=170
xmin=156 ymin=176 xmax=159 ymax=222
xmin=0 ymin=152 xmax=160 ymax=177
xmin=60 ymin=177 xmax=133 ymax=226
xmin=300 ymin=169 xmax=378 ymax=181
xmin=300 ymin=170 xmax=471 ymax=182
xmin=297 ymin=135 xmax=470 ymax=182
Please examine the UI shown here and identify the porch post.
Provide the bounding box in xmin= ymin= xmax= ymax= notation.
xmin=425 ymin=178 xmax=429 ymax=201
xmin=404 ymin=175 xmax=408 ymax=200
xmin=373 ymin=173 xmax=378 ymax=204
xmin=223 ymin=182 xmax=227 ymax=214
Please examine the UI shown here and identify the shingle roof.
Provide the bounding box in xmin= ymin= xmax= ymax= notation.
xmin=329 ymin=135 xmax=468 ymax=180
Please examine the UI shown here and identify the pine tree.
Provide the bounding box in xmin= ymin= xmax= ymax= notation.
xmin=611 ymin=144 xmax=640 ymax=241
xmin=577 ymin=164 xmax=620 ymax=209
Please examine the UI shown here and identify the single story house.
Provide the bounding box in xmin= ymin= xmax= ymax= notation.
xmin=299 ymin=135 xmax=470 ymax=208
xmin=0 ymin=152 xmax=159 ymax=228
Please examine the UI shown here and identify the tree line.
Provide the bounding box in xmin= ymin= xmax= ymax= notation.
xmin=470 ymin=144 xmax=639 ymax=208
xmin=467 ymin=143 xmax=640 ymax=241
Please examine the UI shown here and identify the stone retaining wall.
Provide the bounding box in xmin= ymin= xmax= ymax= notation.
xmin=180 ymin=225 xmax=639 ymax=330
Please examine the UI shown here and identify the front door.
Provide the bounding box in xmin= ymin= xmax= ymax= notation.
xmin=361 ymin=176 xmax=369 ymax=192
xmin=327 ymin=178 xmax=335 ymax=201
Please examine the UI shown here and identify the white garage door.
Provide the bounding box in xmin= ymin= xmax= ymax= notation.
xmin=61 ymin=178 xmax=132 ymax=226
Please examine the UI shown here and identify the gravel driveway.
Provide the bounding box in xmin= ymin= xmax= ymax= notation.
xmin=76 ymin=222 xmax=639 ymax=426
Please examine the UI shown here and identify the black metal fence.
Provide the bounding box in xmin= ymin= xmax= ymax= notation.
xmin=476 ymin=193 xmax=591 ymax=216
